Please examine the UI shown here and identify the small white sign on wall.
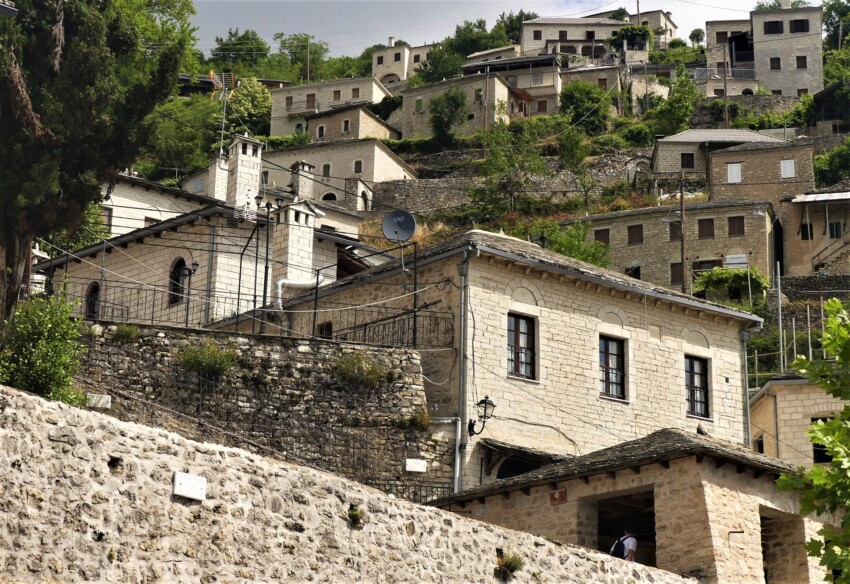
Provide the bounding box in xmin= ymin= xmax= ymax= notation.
xmin=405 ymin=459 xmax=428 ymax=473
xmin=173 ymin=471 xmax=207 ymax=501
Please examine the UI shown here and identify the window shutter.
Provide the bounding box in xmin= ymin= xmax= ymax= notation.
xmin=780 ymin=159 xmax=796 ymax=178
xmin=727 ymin=163 xmax=742 ymax=184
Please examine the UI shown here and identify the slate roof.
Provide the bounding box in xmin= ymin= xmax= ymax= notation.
xmin=283 ymin=229 xmax=762 ymax=324
xmin=429 ymin=428 xmax=796 ymax=507
xmin=524 ymin=17 xmax=624 ymax=25
xmin=480 ymin=439 xmax=569 ymax=463
xmin=560 ymin=200 xmax=773 ymax=225
xmin=0 ymin=0 xmax=16 ymax=16
xmin=467 ymin=45 xmax=518 ymax=59
xmin=712 ymin=140 xmax=810 ymax=154
xmin=658 ymin=129 xmax=787 ymax=144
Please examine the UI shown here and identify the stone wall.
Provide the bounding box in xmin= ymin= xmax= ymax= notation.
xmin=77 ymin=325 xmax=455 ymax=501
xmin=0 ymin=384 xmax=698 ymax=584
xmin=691 ymin=95 xmax=800 ymax=129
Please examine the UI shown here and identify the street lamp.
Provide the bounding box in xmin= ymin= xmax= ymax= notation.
xmin=256 ymin=195 xmax=285 ymax=333
xmin=181 ymin=260 xmax=199 ymax=327
xmin=467 ymin=396 xmax=496 ymax=436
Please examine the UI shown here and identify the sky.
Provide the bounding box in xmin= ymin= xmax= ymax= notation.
xmin=190 ymin=0 xmax=764 ymax=58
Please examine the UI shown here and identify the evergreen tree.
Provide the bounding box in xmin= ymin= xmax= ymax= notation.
xmin=655 ymin=64 xmax=700 ymax=136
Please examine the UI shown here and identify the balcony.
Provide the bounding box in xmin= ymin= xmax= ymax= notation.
xmin=284 ymin=100 xmax=320 ymax=116
xmin=693 ymin=68 xmax=756 ymax=81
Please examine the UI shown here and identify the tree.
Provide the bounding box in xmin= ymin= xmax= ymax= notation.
xmin=668 ymin=38 xmax=688 ymax=49
xmin=415 ymin=45 xmax=464 ymax=83
xmin=609 ymin=7 xmax=630 ymax=22
xmin=493 ymin=10 xmax=539 ymax=45
xmin=814 ymin=136 xmax=850 ymax=187
xmin=0 ymin=0 xmax=192 ymax=321
xmin=428 ymin=87 xmax=470 ymax=146
xmin=655 ymin=64 xmax=701 ymax=135
xmin=754 ymin=0 xmax=810 ymax=8
xmin=213 ymin=77 xmax=272 ymax=138
xmin=49 ymin=203 xmax=110 ymax=258
xmin=209 ymin=28 xmax=269 ymax=69
xmin=559 ymin=81 xmax=611 ymax=135
xmin=495 ymin=218 xmax=610 ymax=267
xmin=824 ymin=0 xmax=850 ymax=51
xmin=689 ymin=28 xmax=705 ymax=47
xmin=275 ymin=33 xmax=329 ymax=83
xmin=608 ymin=25 xmax=652 ymax=50
xmin=777 ymin=299 xmax=850 ymax=579
xmin=558 ymin=128 xmax=589 ymax=171
xmin=447 ymin=19 xmax=509 ymax=59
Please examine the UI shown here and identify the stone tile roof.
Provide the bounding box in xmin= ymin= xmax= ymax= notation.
xmin=811 ymin=178 xmax=850 ymax=195
xmin=480 ymin=438 xmax=570 ymax=463
xmin=524 ymin=16 xmax=624 ymax=25
xmin=284 ymin=229 xmax=762 ymax=324
xmin=560 ymin=200 xmax=773 ymax=224
xmin=658 ymin=129 xmax=787 ymax=144
xmin=467 ymin=45 xmax=518 ymax=59
xmin=0 ymin=0 xmax=15 ymax=16
xmin=429 ymin=428 xmax=796 ymax=507
xmin=712 ymin=140 xmax=810 ymax=154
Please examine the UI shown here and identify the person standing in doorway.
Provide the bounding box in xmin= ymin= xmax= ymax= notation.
xmin=610 ymin=528 xmax=638 ymax=562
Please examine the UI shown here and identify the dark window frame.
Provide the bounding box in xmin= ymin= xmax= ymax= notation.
xmin=796 ymin=55 xmax=807 ymax=70
xmin=625 ymin=266 xmax=641 ymax=280
xmin=168 ymin=258 xmax=187 ymax=306
xmin=317 ymin=321 xmax=333 ymax=340
xmin=627 ymin=224 xmax=644 ymax=246
xmin=507 ymin=313 xmax=536 ymax=380
xmin=681 ymin=152 xmax=695 ymax=169
xmin=728 ymin=216 xmax=746 ymax=237
xmin=671 ymin=262 xmax=684 ymax=286
xmin=599 ymin=335 xmax=626 ymax=400
xmin=812 ymin=417 xmax=833 ymax=463
xmin=763 ymin=20 xmax=784 ymax=35
xmin=698 ymin=218 xmax=715 ymax=240
xmin=770 ymin=57 xmax=781 ymax=71
xmin=829 ymin=221 xmax=842 ymax=239
xmin=685 ymin=355 xmax=710 ymax=418
xmin=790 ymin=19 xmax=810 ymax=33
xmin=669 ymin=221 xmax=682 ymax=242
xmin=533 ymin=29 xmax=542 ymax=41
xmin=594 ymin=228 xmax=610 ymax=245
xmin=377 ymin=55 xmax=384 ymax=65
xmin=801 ymin=222 xmax=813 ymax=240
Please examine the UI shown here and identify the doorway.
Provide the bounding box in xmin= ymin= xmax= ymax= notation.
xmin=596 ymin=488 xmax=656 ymax=566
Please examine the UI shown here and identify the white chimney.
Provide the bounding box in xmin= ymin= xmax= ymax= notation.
xmin=271 ymin=199 xmax=326 ymax=300
xmin=226 ymin=135 xmax=263 ymax=210
xmin=289 ymin=160 xmax=316 ymax=201
xmin=389 ymin=36 xmax=396 ymax=47
xmin=780 ymin=0 xmax=791 ymax=7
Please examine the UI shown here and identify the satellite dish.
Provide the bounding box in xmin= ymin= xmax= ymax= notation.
xmin=382 ymin=210 xmax=417 ymax=242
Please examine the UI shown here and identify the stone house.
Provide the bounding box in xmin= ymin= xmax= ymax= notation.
xmin=586 ymin=9 xmax=678 ymax=48
xmin=273 ymin=229 xmax=761 ymax=491
xmin=561 ymin=63 xmax=624 ymax=94
xmin=562 ymin=201 xmax=776 ymax=293
xmin=782 ymin=181 xmax=850 ymax=276
xmin=651 ymin=129 xmax=787 ymax=177
xmin=34 ymin=135 xmax=377 ymax=330
xmin=431 ymin=428 xmax=832 ymax=583
xmin=262 ymin=138 xmax=416 ymax=211
xmin=269 ymin=77 xmax=391 ymax=136
xmin=461 ymin=54 xmax=562 ymax=118
xmin=371 ymin=38 xmax=435 ymax=86
xmin=398 ymin=74 xmax=512 ymax=139
xmin=305 ymin=103 xmax=400 ymax=142
xmin=520 ymin=16 xmax=629 ymax=61
xmin=749 ymin=374 xmax=844 ymax=467
xmin=465 ymin=45 xmax=520 ymax=65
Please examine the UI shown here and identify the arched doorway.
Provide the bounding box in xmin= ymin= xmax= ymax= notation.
xmin=85 ymin=282 xmax=100 ymax=319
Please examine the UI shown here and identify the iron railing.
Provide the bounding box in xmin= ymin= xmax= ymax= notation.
xmin=363 ymin=480 xmax=453 ymax=504
xmin=284 ymin=99 xmax=320 ymax=114
xmin=693 ymin=67 xmax=756 ymax=80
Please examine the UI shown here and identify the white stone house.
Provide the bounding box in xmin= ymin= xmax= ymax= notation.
xmin=305 ymin=103 xmax=400 ymax=142
xmin=270 ymin=77 xmax=392 ymax=136
xmin=520 ymin=16 xmax=627 ymax=61
xmin=461 ymin=55 xmax=562 ymax=118
xmin=371 ymin=37 xmax=436 ymax=86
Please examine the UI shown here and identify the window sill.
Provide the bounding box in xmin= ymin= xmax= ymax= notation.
xmin=507 ymin=374 xmax=540 ymax=385
xmin=686 ymin=413 xmax=714 ymax=423
xmin=728 ymin=234 xmax=746 ymax=238
xmin=599 ymin=395 xmax=630 ymax=405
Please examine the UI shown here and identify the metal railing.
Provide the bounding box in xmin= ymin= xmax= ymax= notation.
xmin=811 ymin=231 xmax=850 ymax=273
xmin=693 ymin=67 xmax=756 ymax=80
xmin=327 ymin=304 xmax=454 ymax=348
xmin=363 ymin=479 xmax=453 ymax=504
xmin=599 ymin=366 xmax=626 ymax=400
xmin=284 ymin=99 xmax=320 ymax=113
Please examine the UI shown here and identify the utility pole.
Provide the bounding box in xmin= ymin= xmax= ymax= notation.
xmin=723 ymin=43 xmax=729 ymax=129
xmin=307 ymin=36 xmax=310 ymax=83
xmin=680 ymin=177 xmax=687 ymax=294
xmin=636 ymin=0 xmax=641 ymax=29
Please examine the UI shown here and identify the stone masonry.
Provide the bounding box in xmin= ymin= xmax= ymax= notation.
xmin=0 ymin=384 xmax=698 ymax=584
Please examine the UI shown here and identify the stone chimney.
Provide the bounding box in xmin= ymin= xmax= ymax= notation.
xmin=271 ymin=199 xmax=326 ymax=301
xmin=226 ymin=135 xmax=263 ymax=210
xmin=780 ymin=0 xmax=791 ymax=7
xmin=389 ymin=36 xmax=396 ymax=47
xmin=289 ymin=160 xmax=315 ymax=201
xmin=207 ymin=156 xmax=229 ymax=202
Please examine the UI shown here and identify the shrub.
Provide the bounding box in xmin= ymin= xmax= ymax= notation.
xmin=692 ymin=267 xmax=769 ymax=304
xmin=497 ymin=551 xmax=525 ymax=576
xmin=113 ymin=323 xmax=141 ymax=344
xmin=176 ymin=340 xmax=236 ymax=379
xmin=396 ymin=407 xmax=432 ymax=431
xmin=559 ymin=80 xmax=611 ymax=135
xmin=333 ymin=352 xmax=387 ymax=391
xmin=590 ymin=134 xmax=628 ymax=154
xmin=669 ymin=38 xmax=688 ymax=49
xmin=48 ymin=386 xmax=87 ymax=407
xmin=0 ymin=297 xmax=83 ymax=399
xmin=348 ymin=503 xmax=364 ymax=525
xmin=621 ymin=123 xmax=654 ymax=146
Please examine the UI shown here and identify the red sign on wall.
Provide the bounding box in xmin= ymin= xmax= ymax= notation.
xmin=549 ymin=488 xmax=567 ymax=506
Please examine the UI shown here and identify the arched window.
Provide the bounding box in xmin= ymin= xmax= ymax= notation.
xmin=295 ymin=123 xmax=304 ymax=133
xmin=742 ymin=88 xmax=754 ymax=96
xmin=168 ymin=258 xmax=187 ymax=306
xmin=360 ymin=190 xmax=370 ymax=211
xmin=85 ymin=282 xmax=100 ymax=319
xmin=322 ymin=193 xmax=337 ymax=201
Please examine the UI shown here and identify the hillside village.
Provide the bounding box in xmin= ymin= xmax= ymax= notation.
xmin=4 ymin=0 xmax=850 ymax=581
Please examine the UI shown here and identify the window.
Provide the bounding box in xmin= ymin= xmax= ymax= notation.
xmin=714 ymin=88 xmax=725 ymax=97
xmin=727 ymin=162 xmax=742 ymax=184
xmin=669 ymin=221 xmax=682 ymax=242
xmin=533 ymin=29 xmax=542 ymax=41
xmin=586 ymin=31 xmax=596 ymax=40
xmin=797 ymin=88 xmax=809 ymax=97
xmin=306 ymin=93 xmax=316 ymax=108
xmin=262 ymin=170 xmax=269 ymax=185
xmin=715 ymin=31 xmax=728 ymax=43
xmin=532 ymin=73 xmax=543 ymax=86
xmin=168 ymin=258 xmax=187 ymax=306
xmin=351 ymin=87 xmax=360 ymax=99
xmin=394 ymin=52 xmax=401 ymax=62
xmin=474 ymin=88 xmax=483 ymax=103
xmin=317 ymin=322 xmax=333 ymax=340
xmin=144 ymin=216 xmax=160 ymax=227
xmin=681 ymin=153 xmax=695 ymax=169
xmin=753 ymin=434 xmax=765 ymax=454
xmin=353 ymin=160 xmax=363 ymax=174
xmin=796 ymin=55 xmax=807 ymax=70
xmin=698 ymin=218 xmax=715 ymax=240
xmin=770 ymin=57 xmax=781 ymax=71
xmin=507 ymin=313 xmax=535 ymax=379
xmin=728 ymin=216 xmax=745 ymax=237
xmin=321 ymin=193 xmax=337 ymax=201
xmin=333 ymin=89 xmax=341 ymax=101
xmin=415 ymin=98 xmax=424 ymax=113
xmin=594 ymin=228 xmax=610 ymax=245
xmin=763 ymin=21 xmax=784 ymax=35
xmin=559 ymin=30 xmax=568 ymax=41
xmin=101 ymin=207 xmax=113 ymax=230
xmin=322 ymin=163 xmax=331 ymax=178
xmin=830 ymin=221 xmax=842 ymax=239
xmin=342 ymin=119 xmax=350 ymax=133
xmin=685 ymin=355 xmax=709 ymax=418
xmin=771 ymin=89 xmax=783 ymax=95
xmin=801 ymin=222 xmax=813 ymax=240
xmin=627 ymin=224 xmax=643 ymax=245
xmin=317 ymin=125 xmax=325 ymax=138
xmin=671 ymin=262 xmax=684 ymax=286
xmin=780 ymin=159 xmax=796 ymax=178
xmin=625 ymin=266 xmax=641 ymax=279
xmin=537 ymin=99 xmax=548 ymax=113
xmin=790 ymin=19 xmax=810 ymax=33
xmin=285 ymin=95 xmax=293 ymax=108
xmin=413 ymin=54 xmax=421 ymax=63
xmin=812 ymin=418 xmax=833 ymax=463
xmin=598 ymin=78 xmax=608 ymax=90
xmin=377 ymin=56 xmax=384 ymax=65
xmin=599 ymin=336 xmax=626 ymax=400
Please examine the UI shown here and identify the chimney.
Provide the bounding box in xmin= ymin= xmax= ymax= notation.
xmin=289 ymin=160 xmax=315 ymax=201
xmin=389 ymin=36 xmax=396 ymax=47
xmin=271 ymin=199 xmax=326 ymax=301
xmin=780 ymin=0 xmax=791 ymax=7
xmin=207 ymin=156 xmax=229 ymax=202
xmin=226 ymin=135 xmax=263 ymax=210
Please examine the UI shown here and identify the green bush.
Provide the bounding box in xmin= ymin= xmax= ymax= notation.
xmin=693 ymin=267 xmax=769 ymax=304
xmin=497 ymin=551 xmax=525 ymax=575
xmin=397 ymin=407 xmax=432 ymax=431
xmin=113 ymin=323 xmax=141 ymax=344
xmin=48 ymin=386 xmax=87 ymax=407
xmin=0 ymin=297 xmax=83 ymax=399
xmin=176 ymin=340 xmax=236 ymax=379
xmin=590 ymin=134 xmax=628 ymax=154
xmin=333 ymin=352 xmax=387 ymax=391
xmin=621 ymin=123 xmax=654 ymax=146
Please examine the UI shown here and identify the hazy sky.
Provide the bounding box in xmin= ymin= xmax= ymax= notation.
xmin=191 ymin=0 xmax=763 ymax=58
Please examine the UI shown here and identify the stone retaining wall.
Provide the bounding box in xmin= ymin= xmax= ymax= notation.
xmin=77 ymin=325 xmax=455 ymax=501
xmin=0 ymin=384 xmax=698 ymax=584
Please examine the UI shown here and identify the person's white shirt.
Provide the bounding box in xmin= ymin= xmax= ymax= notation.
xmin=623 ymin=535 xmax=637 ymax=561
